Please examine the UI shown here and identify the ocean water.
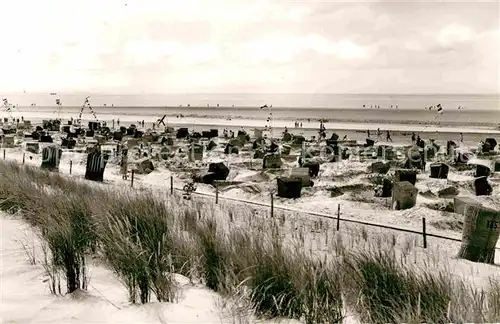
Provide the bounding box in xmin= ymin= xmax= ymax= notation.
xmin=6 ymin=93 xmax=500 ymax=127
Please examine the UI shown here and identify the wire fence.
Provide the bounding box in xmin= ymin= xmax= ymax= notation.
xmin=157 ymin=175 xmax=500 ymax=252
xmin=3 ymin=148 xmax=500 ymax=252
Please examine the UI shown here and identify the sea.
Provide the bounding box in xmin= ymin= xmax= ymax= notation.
xmin=5 ymin=93 xmax=500 ymax=128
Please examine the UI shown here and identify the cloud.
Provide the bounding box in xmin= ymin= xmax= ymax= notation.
xmin=437 ymin=23 xmax=474 ymax=47
xmin=0 ymin=0 xmax=497 ymax=94
xmin=240 ymin=34 xmax=371 ymax=62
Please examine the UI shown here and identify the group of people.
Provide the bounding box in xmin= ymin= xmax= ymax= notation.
xmin=294 ymin=121 xmax=303 ymax=128
xmin=362 ymin=104 xmax=399 ymax=109
xmin=411 ymin=132 xmax=421 ymax=144
xmin=367 ymin=128 xmax=393 ymax=142
xmin=222 ymin=129 xmax=235 ymax=138
xmin=3 ymin=116 xmax=24 ymax=124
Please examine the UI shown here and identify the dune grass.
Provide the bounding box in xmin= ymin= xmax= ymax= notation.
xmin=342 ymin=248 xmax=455 ymax=323
xmin=96 ymin=191 xmax=186 ymax=303
xmin=1 ymin=159 xmax=500 ymax=323
xmin=40 ymin=194 xmax=96 ymax=293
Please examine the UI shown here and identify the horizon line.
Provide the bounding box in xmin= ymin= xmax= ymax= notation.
xmin=22 ymin=105 xmax=499 ymax=110
xmin=2 ymin=92 xmax=499 ymax=96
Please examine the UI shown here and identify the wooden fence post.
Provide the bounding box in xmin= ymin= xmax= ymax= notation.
xmin=131 ymin=169 xmax=134 ymax=188
xmin=422 ymin=217 xmax=427 ymax=248
xmin=170 ymin=176 xmax=173 ymax=194
xmin=270 ymin=193 xmax=274 ymax=218
xmin=22 ymin=153 xmax=25 ymax=165
xmin=3 ymin=149 xmax=5 ymax=160
xmin=215 ymin=181 xmax=219 ymax=204
xmin=69 ymin=160 xmax=72 ymax=174
xmin=336 ymin=204 xmax=340 ymax=231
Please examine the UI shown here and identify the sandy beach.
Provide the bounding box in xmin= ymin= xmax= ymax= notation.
xmin=1 ymin=115 xmax=499 ymax=234
xmin=7 ymin=108 xmax=500 ymax=151
xmin=2 ymin=0 xmax=500 ymax=322
xmin=1 ymin=114 xmax=500 ymax=323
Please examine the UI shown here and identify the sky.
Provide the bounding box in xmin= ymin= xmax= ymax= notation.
xmin=0 ymin=0 xmax=499 ymax=95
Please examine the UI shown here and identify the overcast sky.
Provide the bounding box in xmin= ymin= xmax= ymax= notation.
xmin=1 ymin=0 xmax=498 ymax=94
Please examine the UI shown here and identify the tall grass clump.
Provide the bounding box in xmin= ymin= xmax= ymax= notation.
xmin=486 ymin=278 xmax=500 ymax=321
xmin=245 ymin=231 xmax=343 ymax=324
xmin=342 ymin=249 xmax=455 ymax=323
xmin=193 ymin=218 xmax=344 ymax=323
xmin=195 ymin=218 xmax=233 ymax=292
xmin=0 ymin=163 xmax=42 ymax=214
xmin=454 ymin=278 xmax=500 ymax=323
xmin=37 ymin=193 xmax=97 ymax=294
xmin=97 ymin=191 xmax=185 ymax=303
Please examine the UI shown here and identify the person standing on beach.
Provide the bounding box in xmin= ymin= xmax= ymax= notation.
xmin=411 ymin=132 xmax=416 ymax=143
xmin=460 ymin=133 xmax=464 ymax=142
xmin=121 ymin=147 xmax=128 ymax=180
xmin=367 ymin=129 xmax=371 ymax=138
xmin=377 ymin=128 xmax=381 ymax=139
xmin=386 ymin=130 xmax=392 ymax=142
